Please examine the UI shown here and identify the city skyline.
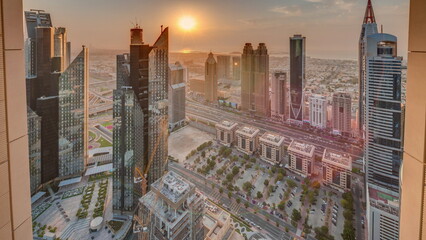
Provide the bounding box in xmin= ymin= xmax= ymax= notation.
xmin=23 ymin=0 xmax=409 ymax=60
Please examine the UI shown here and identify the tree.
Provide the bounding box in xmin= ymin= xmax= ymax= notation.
xmin=201 ymin=151 xmax=206 ymax=158
xmin=256 ymin=191 xmax=263 ymax=199
xmin=314 ymin=226 xmax=334 ymax=240
xmin=276 ymin=173 xmax=284 ymax=182
xmin=211 ymin=183 xmax=215 ymax=189
xmin=216 ymin=169 xmax=224 ymax=175
xmin=243 ymin=181 xmax=253 ymax=193
xmin=278 ymin=201 xmax=285 ymax=211
xmin=291 ymin=209 xmax=302 ymax=223
xmin=312 ymin=181 xmax=321 ymax=189
xmin=244 ymin=202 xmax=249 ymax=208
xmin=228 ymin=192 xmax=232 ymax=199
xmin=219 ymin=187 xmax=224 ymax=194
xmin=236 ymin=198 xmax=241 ymax=204
xmin=226 ymin=173 xmax=234 ymax=181
xmin=264 ymin=179 xmax=269 ymax=186
xmin=341 ymin=226 xmax=356 ymax=240
xmin=232 ymin=166 xmax=239 ymax=175
xmin=287 ymin=179 xmax=297 ymax=188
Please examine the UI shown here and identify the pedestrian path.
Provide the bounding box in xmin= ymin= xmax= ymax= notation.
xmin=60 ymin=218 xmax=90 ymax=239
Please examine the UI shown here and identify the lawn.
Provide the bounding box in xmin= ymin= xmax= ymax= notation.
xmin=97 ymin=136 xmax=112 ymax=147
xmin=101 ymin=121 xmax=112 ymax=128
xmin=89 ymin=131 xmax=96 ymax=140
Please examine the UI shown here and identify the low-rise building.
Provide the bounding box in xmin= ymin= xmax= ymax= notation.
xmin=204 ymin=201 xmax=232 ymax=240
xmin=322 ymin=149 xmax=352 ymax=191
xmin=287 ymin=140 xmax=315 ymax=177
xmin=235 ymin=126 xmax=260 ymax=155
xmin=139 ymin=171 xmax=205 ymax=240
xmin=215 ymin=120 xmax=238 ymax=147
xmin=259 ymin=132 xmax=285 ymax=165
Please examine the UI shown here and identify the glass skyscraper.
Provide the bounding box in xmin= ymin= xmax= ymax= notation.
xmin=289 ymin=35 xmax=305 ymax=122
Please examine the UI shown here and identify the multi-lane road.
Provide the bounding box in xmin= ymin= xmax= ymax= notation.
xmin=186 ymin=100 xmax=364 ymax=161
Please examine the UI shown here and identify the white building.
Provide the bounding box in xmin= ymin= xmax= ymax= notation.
xmin=215 ymin=120 xmax=238 ymax=147
xmin=287 ymin=140 xmax=315 ymax=177
xmin=322 ymin=149 xmax=352 ymax=191
xmin=259 ymin=132 xmax=285 ymax=165
xmin=235 ymin=126 xmax=259 ymax=155
xmin=309 ymin=94 xmax=327 ymax=128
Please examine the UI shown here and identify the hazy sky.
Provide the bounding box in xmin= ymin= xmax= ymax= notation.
xmin=24 ymin=0 xmax=409 ymax=59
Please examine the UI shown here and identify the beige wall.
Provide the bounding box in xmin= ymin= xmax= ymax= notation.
xmin=399 ymin=0 xmax=426 ymax=239
xmin=0 ymin=0 xmax=33 ymax=239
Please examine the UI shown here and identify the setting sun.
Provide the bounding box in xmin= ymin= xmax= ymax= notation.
xmin=179 ymin=15 xmax=196 ymax=31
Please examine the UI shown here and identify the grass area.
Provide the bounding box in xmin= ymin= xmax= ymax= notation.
xmin=89 ymin=172 xmax=112 ymax=182
xmin=108 ymin=220 xmax=124 ymax=232
xmin=89 ymin=131 xmax=96 ymax=140
xmin=97 ymin=136 xmax=112 ymax=147
xmin=101 ymin=121 xmax=112 ymax=127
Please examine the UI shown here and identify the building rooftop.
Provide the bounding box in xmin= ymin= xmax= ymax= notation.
xmin=260 ymin=132 xmax=285 ymax=146
xmin=322 ymin=149 xmax=352 ymax=170
xmin=236 ymin=126 xmax=260 ymax=138
xmin=151 ymin=171 xmax=193 ymax=204
xmin=216 ymin=120 xmax=238 ymax=131
xmin=288 ymin=140 xmax=315 ymax=158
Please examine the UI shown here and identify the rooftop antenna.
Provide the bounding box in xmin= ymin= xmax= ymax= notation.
xmin=381 ymin=24 xmax=383 ymax=33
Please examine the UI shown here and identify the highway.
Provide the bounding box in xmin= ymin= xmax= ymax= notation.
xmin=186 ymin=100 xmax=364 ymax=160
xmin=169 ymin=162 xmax=296 ymax=240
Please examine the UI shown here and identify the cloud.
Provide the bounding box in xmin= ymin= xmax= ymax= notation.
xmin=270 ymin=6 xmax=302 ymax=16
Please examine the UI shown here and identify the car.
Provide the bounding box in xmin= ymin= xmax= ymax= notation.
xmin=287 ymin=201 xmax=293 ymax=208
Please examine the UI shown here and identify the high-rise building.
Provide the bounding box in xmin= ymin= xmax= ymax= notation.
xmin=271 ymin=71 xmax=287 ymax=121
xmin=399 ymin=1 xmax=426 ymax=238
xmin=232 ymin=56 xmax=241 ymax=81
xmin=169 ymin=62 xmax=186 ymax=129
xmin=205 ymin=52 xmax=217 ymax=102
xmin=139 ymin=171 xmax=205 ymax=240
xmin=27 ymin=107 xmax=41 ymax=194
xmin=24 ymin=10 xmax=88 ymax=188
xmin=358 ymin=0 xmax=378 ymax=134
xmin=332 ymin=92 xmax=352 ymax=136
xmin=289 ymin=35 xmax=306 ymax=122
xmin=217 ymin=55 xmax=231 ymax=80
xmin=365 ymin=33 xmax=403 ymax=240
xmin=112 ymin=87 xmax=144 ymax=216
xmin=116 ymin=53 xmax=130 ymax=89
xmin=309 ymin=94 xmax=327 ymax=129
xmin=240 ymin=43 xmax=270 ymax=117
xmin=0 ymin=0 xmax=33 ymax=238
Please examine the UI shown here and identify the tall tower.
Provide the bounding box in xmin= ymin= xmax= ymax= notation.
xmin=205 ymin=52 xmax=217 ymax=102
xmin=332 ymin=92 xmax=352 ymax=136
xmin=240 ymin=43 xmax=270 ymax=117
xmin=365 ymin=33 xmax=402 ymax=240
xmin=168 ymin=62 xmax=186 ymax=129
xmin=309 ymin=94 xmax=327 ymax=129
xmin=289 ymin=35 xmax=305 ymax=122
xmin=358 ymin=0 xmax=378 ymax=134
xmin=232 ymin=56 xmax=241 ymax=81
xmin=0 ymin=0 xmax=33 ymax=238
xmin=399 ymin=1 xmax=426 ymax=239
xmin=271 ymin=71 xmax=287 ymax=121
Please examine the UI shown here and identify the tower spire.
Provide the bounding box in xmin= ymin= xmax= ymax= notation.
xmin=363 ymin=0 xmax=376 ymax=24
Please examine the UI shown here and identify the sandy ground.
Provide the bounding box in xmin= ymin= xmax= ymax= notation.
xmin=168 ymin=126 xmax=214 ymax=162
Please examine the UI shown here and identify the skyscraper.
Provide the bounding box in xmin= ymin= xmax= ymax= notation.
xmin=399 ymin=1 xmax=426 ymax=238
xmin=232 ymin=56 xmax=241 ymax=81
xmin=169 ymin=62 xmax=186 ymax=129
xmin=332 ymin=92 xmax=352 ymax=135
xmin=365 ymin=33 xmax=403 ymax=240
xmin=309 ymin=94 xmax=327 ymax=129
xmin=113 ymin=26 xmax=169 ymax=217
xmin=358 ymin=0 xmax=378 ymax=134
xmin=240 ymin=43 xmax=270 ymax=117
xmin=271 ymin=71 xmax=287 ymax=121
xmin=217 ymin=55 xmax=231 ymax=80
xmin=27 ymin=107 xmax=41 ymax=194
xmin=289 ymin=35 xmax=306 ymax=122
xmin=24 ymin=10 xmax=88 ymax=188
xmin=113 ymin=86 xmax=144 ymax=216
xmin=1 ymin=0 xmax=33 ymax=238
xmin=205 ymin=52 xmax=217 ymax=102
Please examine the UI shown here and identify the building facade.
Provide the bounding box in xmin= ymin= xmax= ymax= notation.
xmin=205 ymin=52 xmax=217 ymax=102
xmin=168 ymin=62 xmax=186 ymax=129
xmin=139 ymin=171 xmax=205 ymax=240
xmin=235 ymin=126 xmax=259 ymax=155
xmin=309 ymin=94 xmax=327 ymax=129
xmin=287 ymin=140 xmax=315 ymax=177
xmin=332 ymin=92 xmax=352 ymax=135
xmin=112 ymin=87 xmax=144 ymax=216
xmin=271 ymin=71 xmax=287 ymax=121
xmin=289 ymin=35 xmax=306 ymax=122
xmin=0 ymin=0 xmax=33 ymax=238
xmin=365 ymin=33 xmax=403 ymax=240
xmin=399 ymin=1 xmax=426 ymax=238
xmin=232 ymin=56 xmax=241 ymax=81
xmin=215 ymin=120 xmax=238 ymax=147
xmin=240 ymin=43 xmax=270 ymax=117
xmin=217 ymin=55 xmax=231 ymax=80
xmin=322 ymin=149 xmax=352 ymax=192
xmin=27 ymin=108 xmax=41 ymax=194
xmin=259 ymin=132 xmax=285 ymax=166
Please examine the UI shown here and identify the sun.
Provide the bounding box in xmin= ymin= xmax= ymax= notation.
xmin=179 ymin=16 xmax=196 ymax=31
